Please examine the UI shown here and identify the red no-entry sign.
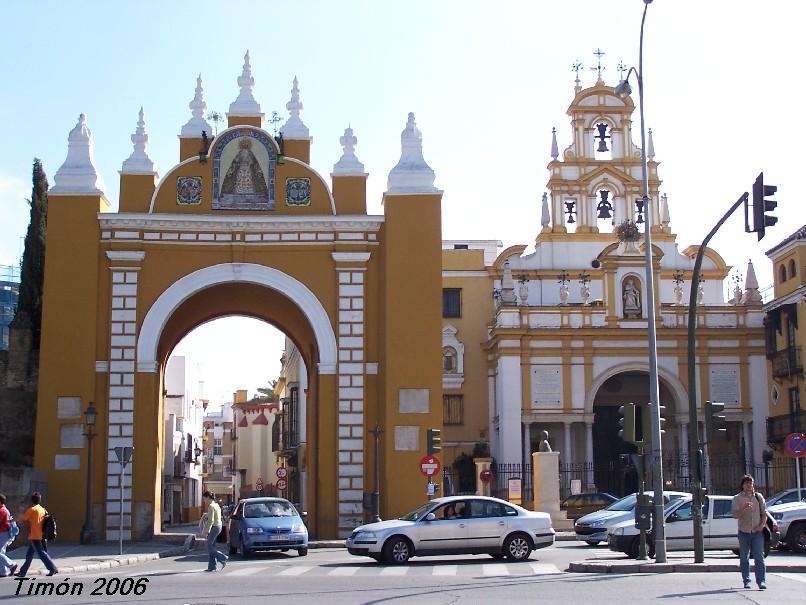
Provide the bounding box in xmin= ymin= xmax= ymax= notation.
xmin=276 ymin=478 xmax=288 ymax=490
xmin=479 ymin=469 xmax=493 ymax=483
xmin=419 ymin=455 xmax=441 ymax=477
xmin=784 ymin=433 xmax=806 ymax=458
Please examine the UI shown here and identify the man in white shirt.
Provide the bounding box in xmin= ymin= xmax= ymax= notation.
xmin=731 ymin=475 xmax=766 ymax=590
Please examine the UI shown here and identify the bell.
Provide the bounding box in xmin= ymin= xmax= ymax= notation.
xmin=597 ymin=139 xmax=609 ymax=153
xmin=635 ymin=198 xmax=645 ymax=224
xmin=597 ymin=190 xmax=613 ymax=219
xmin=565 ymin=201 xmax=576 ymax=224
xmin=595 ymin=123 xmax=610 ymax=152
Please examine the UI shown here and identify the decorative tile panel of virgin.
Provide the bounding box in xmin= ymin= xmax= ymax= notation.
xmin=212 ymin=129 xmax=276 ymax=210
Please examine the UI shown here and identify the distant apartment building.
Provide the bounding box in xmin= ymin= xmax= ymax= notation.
xmin=203 ymin=403 xmax=236 ymax=505
xmin=162 ymin=356 xmax=205 ymax=524
xmin=0 ymin=265 xmax=20 ymax=351
xmin=276 ymin=338 xmax=308 ymax=511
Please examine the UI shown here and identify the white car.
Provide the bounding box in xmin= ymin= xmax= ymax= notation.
xmin=609 ymin=494 xmax=779 ymax=558
xmin=346 ymin=496 xmax=555 ymax=564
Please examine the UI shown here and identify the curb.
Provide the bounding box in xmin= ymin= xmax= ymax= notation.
xmin=15 ymin=535 xmax=196 ymax=577
xmin=568 ymin=560 xmax=806 ymax=574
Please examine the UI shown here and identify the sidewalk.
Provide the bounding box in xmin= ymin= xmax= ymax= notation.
xmin=2 ymin=534 xmax=194 ymax=577
xmin=569 ymin=549 xmax=806 ymax=573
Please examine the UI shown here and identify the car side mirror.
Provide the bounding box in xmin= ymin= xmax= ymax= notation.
xmin=424 ymin=513 xmax=436 ymax=522
xmin=300 ymin=511 xmax=308 ymax=517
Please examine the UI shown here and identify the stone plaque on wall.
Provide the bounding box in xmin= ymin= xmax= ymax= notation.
xmin=399 ymin=389 xmax=430 ymax=413
xmin=531 ymin=366 xmax=563 ymax=408
xmin=60 ymin=424 xmax=84 ymax=449
xmin=709 ymin=366 xmax=740 ymax=407
xmin=57 ymin=396 xmax=82 ymax=419
xmin=394 ymin=426 xmax=420 ymax=451
xmin=54 ymin=454 xmax=80 ymax=470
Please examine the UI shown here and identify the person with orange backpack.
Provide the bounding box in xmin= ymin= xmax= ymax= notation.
xmin=15 ymin=492 xmax=57 ymax=577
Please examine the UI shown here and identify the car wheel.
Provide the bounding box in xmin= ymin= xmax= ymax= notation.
xmin=297 ymin=547 xmax=308 ymax=557
xmin=503 ymin=533 xmax=532 ymax=562
xmin=228 ymin=544 xmax=237 ymax=555
xmin=787 ymin=523 xmax=806 ymax=554
xmin=382 ymin=536 xmax=412 ymax=564
xmin=629 ymin=538 xmax=641 ymax=559
xmin=586 ymin=541 xmax=600 ymax=546
xmin=239 ymin=535 xmax=251 ymax=559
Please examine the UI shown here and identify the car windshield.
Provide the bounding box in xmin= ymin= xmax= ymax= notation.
xmin=244 ymin=501 xmax=295 ymax=518
xmin=769 ymin=489 xmax=806 ymax=505
xmin=605 ymin=494 xmax=637 ymax=511
xmin=399 ymin=502 xmax=435 ymax=521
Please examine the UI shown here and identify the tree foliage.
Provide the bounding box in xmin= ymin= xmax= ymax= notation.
xmin=14 ymin=158 xmax=49 ymax=345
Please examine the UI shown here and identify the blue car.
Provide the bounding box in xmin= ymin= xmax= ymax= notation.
xmin=227 ymin=497 xmax=308 ymax=558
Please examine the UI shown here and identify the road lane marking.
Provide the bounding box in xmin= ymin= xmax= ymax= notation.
xmin=529 ymin=563 xmax=561 ymax=575
xmin=432 ymin=565 xmax=458 ymax=576
xmin=328 ymin=566 xmax=361 ymax=576
xmin=227 ymin=566 xmax=264 ymax=576
xmin=277 ymin=566 xmax=315 ymax=576
xmin=380 ymin=566 xmax=409 ymax=576
xmin=482 ymin=564 xmax=510 ymax=576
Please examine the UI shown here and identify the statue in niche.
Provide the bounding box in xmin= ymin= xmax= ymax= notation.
xmin=622 ymin=278 xmax=642 ymax=318
xmin=220 ymin=137 xmax=269 ymax=204
xmin=538 ymin=430 xmax=553 ymax=452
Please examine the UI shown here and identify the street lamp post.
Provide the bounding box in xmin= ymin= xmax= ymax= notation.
xmin=80 ymin=401 xmax=98 ymax=544
xmin=615 ymin=0 xmax=667 ymax=563
xmin=369 ymin=424 xmax=383 ymax=523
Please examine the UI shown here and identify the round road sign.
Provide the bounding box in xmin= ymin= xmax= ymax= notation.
xmin=479 ymin=469 xmax=493 ymax=483
xmin=784 ymin=432 xmax=806 ymax=458
xmin=419 ymin=455 xmax=441 ymax=477
xmin=276 ymin=478 xmax=288 ymax=490
xmin=255 ymin=478 xmax=264 ymax=492
xmin=276 ymin=467 xmax=288 ymax=479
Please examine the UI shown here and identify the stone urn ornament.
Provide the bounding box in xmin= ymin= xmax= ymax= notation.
xmin=579 ymin=272 xmax=591 ymax=306
xmin=518 ymin=275 xmax=529 ymax=305
xmin=672 ymin=270 xmax=684 ymax=306
xmin=558 ymin=271 xmax=570 ymax=305
xmin=615 ymin=218 xmax=642 ymax=254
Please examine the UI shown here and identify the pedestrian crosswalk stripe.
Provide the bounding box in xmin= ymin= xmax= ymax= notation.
xmin=432 ymin=565 xmax=458 ymax=576
xmin=328 ymin=566 xmax=361 ymax=576
xmin=482 ymin=564 xmax=510 ymax=576
xmin=277 ymin=566 xmax=314 ymax=576
xmin=228 ymin=566 xmax=264 ymax=576
xmin=529 ymin=563 xmax=560 ymax=575
xmin=380 ymin=566 xmax=408 ymax=576
xmin=773 ymin=573 xmax=806 ymax=584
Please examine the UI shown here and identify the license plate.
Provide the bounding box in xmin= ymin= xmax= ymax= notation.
xmin=270 ymin=534 xmax=286 ymax=541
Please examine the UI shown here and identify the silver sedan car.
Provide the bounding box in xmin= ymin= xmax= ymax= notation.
xmin=346 ymin=496 xmax=555 ymax=564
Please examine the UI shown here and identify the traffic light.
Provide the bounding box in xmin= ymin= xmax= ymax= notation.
xmin=640 ymin=402 xmax=666 ymax=446
xmin=426 ymin=428 xmax=442 ymax=455
xmin=618 ymin=403 xmax=637 ymax=444
xmin=752 ymin=172 xmax=778 ymax=241
xmin=704 ymin=400 xmax=727 ymax=441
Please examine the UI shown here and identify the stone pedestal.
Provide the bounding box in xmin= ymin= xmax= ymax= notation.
xmin=532 ymin=451 xmax=572 ymax=529
xmin=474 ymin=457 xmax=493 ymax=497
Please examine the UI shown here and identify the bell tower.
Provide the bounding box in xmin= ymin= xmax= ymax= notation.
xmin=543 ymin=59 xmax=665 ymax=239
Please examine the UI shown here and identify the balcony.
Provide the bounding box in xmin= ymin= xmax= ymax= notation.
xmin=770 ymin=347 xmax=803 ymax=379
xmin=767 ymin=410 xmax=806 ymax=444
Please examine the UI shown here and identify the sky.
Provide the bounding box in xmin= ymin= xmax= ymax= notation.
xmin=1 ymin=0 xmax=803 ymax=403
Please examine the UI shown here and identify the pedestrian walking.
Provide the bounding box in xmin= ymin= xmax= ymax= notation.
xmin=15 ymin=492 xmax=57 ymax=577
xmin=731 ymin=475 xmax=766 ymax=590
xmin=201 ymin=491 xmax=228 ymax=572
xmin=0 ymin=494 xmax=18 ymax=577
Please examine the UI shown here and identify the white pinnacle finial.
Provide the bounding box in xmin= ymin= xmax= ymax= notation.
xmin=647 ymin=128 xmax=656 ymax=160
xmin=742 ymin=259 xmax=763 ymax=305
xmin=122 ymin=107 xmax=156 ymax=174
xmin=181 ymin=74 xmax=213 ymax=137
xmin=228 ymin=50 xmax=261 ymax=116
xmin=661 ymin=193 xmax=670 ymax=227
xmin=541 ymin=192 xmax=551 ymax=228
xmin=280 ymin=76 xmax=310 ymax=139
xmin=51 ymin=114 xmax=106 ymax=195
xmin=387 ymin=112 xmax=437 ymax=193
xmin=550 ymin=127 xmax=559 ymax=160
xmin=332 ymin=125 xmax=366 ymax=176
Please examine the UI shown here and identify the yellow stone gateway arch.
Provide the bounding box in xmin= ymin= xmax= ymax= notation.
xmin=34 ymin=65 xmax=443 ymax=540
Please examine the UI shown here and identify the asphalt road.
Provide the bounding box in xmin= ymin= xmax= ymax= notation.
xmin=2 ymin=543 xmax=805 ymax=604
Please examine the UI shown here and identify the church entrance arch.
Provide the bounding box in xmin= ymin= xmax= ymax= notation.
xmin=591 ymin=370 xmax=679 ymax=496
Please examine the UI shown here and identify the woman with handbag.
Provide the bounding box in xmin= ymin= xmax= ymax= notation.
xmin=0 ymin=494 xmax=18 ymax=577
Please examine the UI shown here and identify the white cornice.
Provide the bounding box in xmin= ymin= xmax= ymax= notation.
xmin=332 ymin=252 xmax=371 ymax=263
xmin=106 ymin=251 xmax=146 ymax=262
xmin=98 ymin=213 xmax=384 ymax=232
